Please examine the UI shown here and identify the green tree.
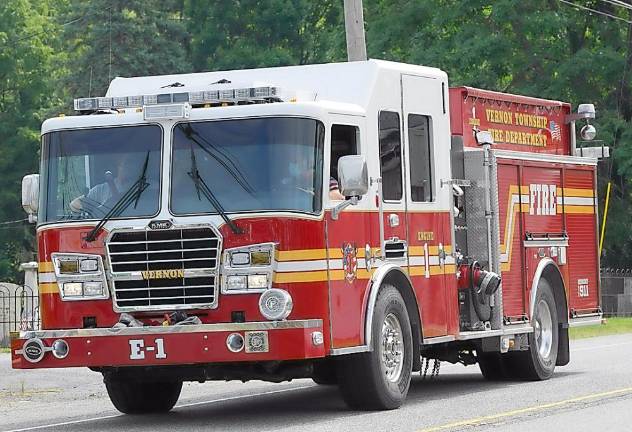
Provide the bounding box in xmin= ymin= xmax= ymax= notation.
xmin=184 ymin=0 xmax=344 ymax=71
xmin=61 ymin=0 xmax=191 ymax=100
xmin=365 ymin=0 xmax=632 ymax=267
xmin=0 ymin=0 xmax=65 ymax=281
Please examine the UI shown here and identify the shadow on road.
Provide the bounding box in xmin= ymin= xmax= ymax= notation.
xmin=55 ymin=369 xmax=585 ymax=431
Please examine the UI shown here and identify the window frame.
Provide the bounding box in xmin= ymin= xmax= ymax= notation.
xmin=407 ymin=113 xmax=435 ymax=203
xmin=169 ymin=116 xmax=326 ymax=217
xmin=38 ymin=123 xmax=164 ymax=226
xmin=378 ymin=110 xmax=404 ymax=202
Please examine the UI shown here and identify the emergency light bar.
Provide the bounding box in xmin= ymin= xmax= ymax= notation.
xmin=73 ymin=86 xmax=281 ymax=112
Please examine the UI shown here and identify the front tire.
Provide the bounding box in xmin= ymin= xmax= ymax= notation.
xmin=336 ymin=284 xmax=413 ymax=410
xmin=105 ymin=375 xmax=182 ymax=414
xmin=506 ymin=280 xmax=558 ymax=380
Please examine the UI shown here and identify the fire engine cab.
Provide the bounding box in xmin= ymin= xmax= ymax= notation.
xmin=14 ymin=60 xmax=604 ymax=413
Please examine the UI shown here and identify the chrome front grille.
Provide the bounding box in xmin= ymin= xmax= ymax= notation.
xmin=106 ymin=226 xmax=221 ymax=311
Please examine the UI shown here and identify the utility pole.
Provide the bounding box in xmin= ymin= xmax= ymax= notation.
xmin=344 ymin=0 xmax=367 ymax=61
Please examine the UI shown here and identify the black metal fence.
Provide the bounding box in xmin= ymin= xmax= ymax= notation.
xmin=0 ymin=284 xmax=39 ymax=348
xmin=600 ymin=269 xmax=632 ymax=317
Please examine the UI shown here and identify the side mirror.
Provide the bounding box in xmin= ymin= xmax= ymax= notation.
xmin=338 ymin=155 xmax=369 ymax=197
xmin=22 ymin=174 xmax=39 ymax=223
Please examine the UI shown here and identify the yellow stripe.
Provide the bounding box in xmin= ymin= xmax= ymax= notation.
xmin=273 ymin=264 xmax=455 ymax=283
xmin=397 ymin=264 xmax=457 ymax=277
xmin=39 ymin=262 xmax=54 ymax=272
xmin=563 ymin=187 xmax=595 ymax=198
xmin=39 ymin=283 xmax=59 ymax=294
xmin=416 ymin=386 xmax=632 ymax=432
xmin=408 ymin=245 xmax=453 ymax=256
xmin=276 ymin=249 xmax=329 ymax=261
xmin=278 ymin=246 xmax=444 ymax=262
xmin=561 ymin=205 xmax=595 ymax=214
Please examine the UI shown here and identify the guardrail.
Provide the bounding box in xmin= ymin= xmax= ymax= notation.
xmin=0 ymin=284 xmax=39 ymax=348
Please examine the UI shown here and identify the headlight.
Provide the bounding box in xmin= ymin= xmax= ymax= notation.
xmin=52 ymin=253 xmax=109 ymax=301
xmin=62 ymin=282 xmax=83 ymax=297
xmin=230 ymin=252 xmax=250 ymax=266
xmin=80 ymin=259 xmax=99 ymax=272
xmin=247 ymin=274 xmax=268 ymax=289
xmin=83 ymin=281 xmax=105 ymax=296
xmin=259 ymin=289 xmax=293 ymax=321
xmin=226 ymin=275 xmax=247 ymax=290
xmin=222 ymin=243 xmax=275 ymax=293
xmin=250 ymin=250 xmax=271 ymax=266
xmin=59 ymin=260 xmax=79 ymax=274
xmin=224 ymin=274 xmax=269 ymax=292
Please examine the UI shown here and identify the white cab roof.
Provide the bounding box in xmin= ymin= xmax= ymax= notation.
xmin=106 ymin=59 xmax=447 ymax=111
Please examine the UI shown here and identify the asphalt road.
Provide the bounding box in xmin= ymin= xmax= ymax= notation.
xmin=2 ymin=333 xmax=632 ymax=432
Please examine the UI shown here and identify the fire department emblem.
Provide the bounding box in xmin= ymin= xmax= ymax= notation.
xmin=342 ymin=242 xmax=358 ymax=283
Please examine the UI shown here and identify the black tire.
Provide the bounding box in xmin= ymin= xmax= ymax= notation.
xmin=312 ymin=360 xmax=338 ymax=385
xmin=336 ymin=284 xmax=413 ymax=410
xmin=105 ymin=376 xmax=182 ymax=414
xmin=505 ymin=280 xmax=558 ymax=380
xmin=477 ymin=352 xmax=507 ymax=381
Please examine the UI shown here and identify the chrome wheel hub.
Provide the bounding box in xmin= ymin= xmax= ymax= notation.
xmin=380 ymin=313 xmax=404 ymax=382
xmin=534 ymin=299 xmax=553 ymax=360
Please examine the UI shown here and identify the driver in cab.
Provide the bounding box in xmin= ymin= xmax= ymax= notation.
xmin=70 ymin=155 xmax=136 ymax=214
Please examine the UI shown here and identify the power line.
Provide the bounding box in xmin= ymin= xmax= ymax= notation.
xmin=600 ymin=0 xmax=632 ymax=11
xmin=0 ymin=218 xmax=28 ymax=226
xmin=4 ymin=6 xmax=112 ymax=46
xmin=559 ymin=0 xmax=632 ymax=23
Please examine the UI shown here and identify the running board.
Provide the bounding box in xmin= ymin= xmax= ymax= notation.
xmin=421 ymin=326 xmax=534 ymax=345
xmin=456 ymin=325 xmax=534 ymax=341
xmin=569 ymin=314 xmax=603 ymax=327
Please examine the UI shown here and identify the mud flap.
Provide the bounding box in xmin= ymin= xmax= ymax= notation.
xmin=556 ymin=323 xmax=570 ymax=366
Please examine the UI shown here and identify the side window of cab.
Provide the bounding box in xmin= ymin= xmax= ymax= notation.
xmin=330 ymin=124 xmax=360 ymax=201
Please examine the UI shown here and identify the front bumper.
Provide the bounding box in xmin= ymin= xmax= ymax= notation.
xmin=11 ymin=319 xmax=325 ymax=369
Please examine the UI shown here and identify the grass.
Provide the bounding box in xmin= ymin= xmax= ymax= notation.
xmin=570 ymin=317 xmax=632 ymax=340
xmin=0 ymin=347 xmax=10 ymax=353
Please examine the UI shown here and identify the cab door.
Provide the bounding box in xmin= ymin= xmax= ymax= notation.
xmin=401 ymin=74 xmax=455 ymax=337
xmin=326 ymin=116 xmax=377 ymax=349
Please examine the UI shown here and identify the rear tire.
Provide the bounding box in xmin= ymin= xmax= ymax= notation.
xmin=336 ymin=284 xmax=413 ymax=410
xmin=505 ymin=280 xmax=558 ymax=380
xmin=105 ymin=375 xmax=182 ymax=414
xmin=477 ymin=352 xmax=507 ymax=381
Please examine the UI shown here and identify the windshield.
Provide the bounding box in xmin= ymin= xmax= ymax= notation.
xmin=171 ymin=117 xmax=324 ymax=215
xmin=40 ymin=125 xmax=162 ymax=223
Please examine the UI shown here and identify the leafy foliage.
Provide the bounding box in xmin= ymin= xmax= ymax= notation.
xmin=1 ymin=0 xmax=632 ymax=281
xmin=184 ymin=0 xmax=344 ymax=71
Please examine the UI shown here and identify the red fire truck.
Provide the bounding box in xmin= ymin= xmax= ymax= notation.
xmin=14 ymin=60 xmax=604 ymax=413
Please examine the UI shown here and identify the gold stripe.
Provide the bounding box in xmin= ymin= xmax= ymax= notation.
xmin=563 ymin=187 xmax=594 ymax=198
xmin=39 ymin=283 xmax=58 ymax=294
xmin=273 ymin=264 xmax=455 ymax=283
xmin=409 ymin=245 xmax=453 ymax=256
xmin=409 ymin=264 xmax=456 ymax=277
xmin=39 ymin=262 xmax=54 ymax=272
xmin=277 ymin=249 xmax=329 ymax=261
xmin=561 ymin=205 xmax=595 ymax=214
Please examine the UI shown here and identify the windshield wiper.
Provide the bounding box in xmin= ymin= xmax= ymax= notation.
xmin=188 ymin=144 xmax=243 ymax=234
xmin=182 ymin=124 xmax=255 ymax=195
xmin=85 ymin=152 xmax=151 ymax=242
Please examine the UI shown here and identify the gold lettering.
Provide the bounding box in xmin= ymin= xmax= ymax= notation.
xmin=141 ymin=268 xmax=185 ymax=280
xmin=417 ymin=231 xmax=434 ymax=241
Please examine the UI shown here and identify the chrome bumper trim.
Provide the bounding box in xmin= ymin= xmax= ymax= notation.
xmin=329 ymin=345 xmax=371 ymax=356
xmin=19 ymin=319 xmax=322 ymax=339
